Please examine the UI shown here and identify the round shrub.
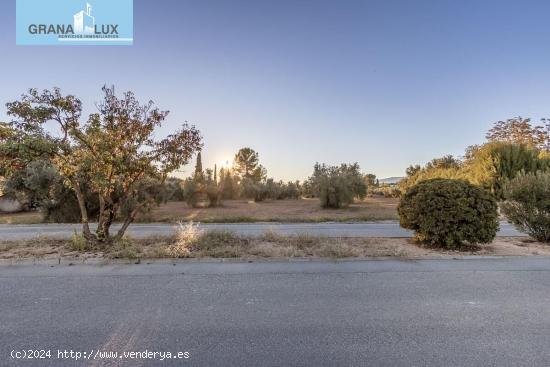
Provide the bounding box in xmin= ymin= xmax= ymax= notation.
xmin=501 ymin=172 xmax=550 ymax=242
xmin=397 ymin=178 xmax=498 ymax=248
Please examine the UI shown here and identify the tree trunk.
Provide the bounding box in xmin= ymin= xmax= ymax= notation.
xmin=96 ymin=195 xmax=116 ymax=242
xmin=114 ymin=203 xmax=145 ymax=242
xmin=73 ymin=183 xmax=94 ymax=241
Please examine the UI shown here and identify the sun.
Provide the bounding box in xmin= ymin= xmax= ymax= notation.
xmin=218 ymin=156 xmax=233 ymax=169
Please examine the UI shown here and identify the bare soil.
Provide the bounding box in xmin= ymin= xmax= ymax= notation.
xmin=138 ymin=197 xmax=400 ymax=223
xmin=0 ymin=197 xmax=399 ymax=225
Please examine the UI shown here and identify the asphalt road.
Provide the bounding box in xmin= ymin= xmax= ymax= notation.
xmin=2 ymin=258 xmax=550 ymax=366
xmin=0 ymin=221 xmax=524 ymax=240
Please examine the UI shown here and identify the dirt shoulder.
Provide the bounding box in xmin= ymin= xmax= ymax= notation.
xmin=1 ymin=233 xmax=548 ymax=263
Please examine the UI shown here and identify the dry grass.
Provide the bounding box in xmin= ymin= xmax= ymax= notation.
xmin=137 ymin=197 xmax=400 ymax=223
xmin=0 ymin=211 xmax=43 ymax=224
xmin=2 ymin=231 xmax=550 ymax=261
xmin=0 ymin=197 xmax=398 ymax=225
xmin=0 ymin=236 xmax=103 ymax=260
xmin=164 ymin=221 xmax=203 ymax=257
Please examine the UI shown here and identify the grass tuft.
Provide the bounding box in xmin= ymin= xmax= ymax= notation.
xmin=67 ymin=230 xmax=93 ymax=252
xmin=108 ymin=236 xmax=142 ymax=259
xmin=164 ymin=221 xmax=202 ymax=258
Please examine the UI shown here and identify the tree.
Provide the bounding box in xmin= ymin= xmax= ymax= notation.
xmin=364 ymin=173 xmax=377 ymax=187
xmin=233 ymin=147 xmax=266 ymax=182
xmin=463 ymin=142 xmax=550 ymax=199
xmin=194 ymin=151 xmax=204 ymax=181
xmin=5 ymin=87 xmax=202 ymax=245
xmin=0 ymin=122 xmax=54 ymax=178
xmin=308 ymin=162 xmax=367 ymax=208
xmin=486 ymin=117 xmax=546 ymax=150
xmin=219 ymin=168 xmax=238 ymax=199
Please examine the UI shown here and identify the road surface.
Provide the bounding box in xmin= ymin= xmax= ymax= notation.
xmin=0 ymin=221 xmax=523 ymax=240
xmin=2 ymin=258 xmax=550 ymax=366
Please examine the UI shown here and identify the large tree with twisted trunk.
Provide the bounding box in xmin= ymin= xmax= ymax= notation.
xmin=3 ymin=86 xmax=202 ymax=245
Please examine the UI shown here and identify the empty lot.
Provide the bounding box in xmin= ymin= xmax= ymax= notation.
xmin=138 ymin=197 xmax=400 ymax=223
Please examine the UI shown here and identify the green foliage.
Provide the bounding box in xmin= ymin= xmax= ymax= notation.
xmin=108 ymin=237 xmax=142 ymax=259
xmin=219 ymin=168 xmax=239 ymax=200
xmin=183 ymin=178 xmax=221 ymax=208
xmin=43 ymin=182 xmax=97 ymax=223
xmin=4 ymin=86 xmax=202 ymax=244
xmin=206 ymin=181 xmax=221 ymax=207
xmin=262 ymin=179 xmax=301 ymax=200
xmin=119 ymin=177 xmax=171 ymax=218
xmin=0 ymin=122 xmax=55 ymax=177
xmin=3 ymin=160 xmax=100 ymax=222
xmin=398 ymin=178 xmax=498 ymax=248
xmin=184 ymin=152 xmax=222 ymax=207
xmin=463 ymin=142 xmax=550 ymax=199
xmin=240 ymin=177 xmax=268 ymax=202
xmin=500 ymin=172 xmax=550 ymax=242
xmin=283 ymin=180 xmax=301 ymax=199
xmin=364 ymin=173 xmax=377 ymax=187
xmin=194 ymin=151 xmax=204 ymax=182
xmin=399 ymin=144 xmax=550 ymax=200
xmin=183 ymin=178 xmax=201 ymax=207
xmin=264 ymin=178 xmax=282 ymax=199
xmin=405 ymin=165 xmax=421 ymax=177
xmin=300 ymin=179 xmax=316 ymax=198
xmin=68 ymin=230 xmax=93 ymax=252
xmin=399 ymin=155 xmax=463 ymax=193
xmin=308 ymin=163 xmax=367 ymax=208
xmin=164 ymin=177 xmax=185 ymax=201
xmin=368 ymin=184 xmax=401 ymax=198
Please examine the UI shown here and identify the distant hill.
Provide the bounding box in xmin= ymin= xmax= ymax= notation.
xmin=378 ymin=176 xmax=404 ymax=185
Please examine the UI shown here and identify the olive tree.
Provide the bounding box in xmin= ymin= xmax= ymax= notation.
xmin=4 ymin=87 xmax=202 ymax=245
xmin=308 ymin=162 xmax=367 ymax=208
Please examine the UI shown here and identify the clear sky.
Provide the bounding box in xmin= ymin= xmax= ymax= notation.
xmin=2 ymin=0 xmax=550 ymax=181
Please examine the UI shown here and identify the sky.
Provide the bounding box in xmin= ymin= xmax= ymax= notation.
xmin=1 ymin=0 xmax=550 ymax=181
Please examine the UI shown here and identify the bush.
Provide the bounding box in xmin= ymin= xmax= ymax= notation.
xmin=464 ymin=142 xmax=550 ymax=199
xmin=263 ymin=179 xmax=301 ymax=200
xmin=398 ymin=178 xmax=498 ymax=248
xmin=240 ymin=178 xmax=268 ymax=202
xmin=501 ymin=172 xmax=550 ymax=242
xmin=368 ymin=185 xmax=401 ymax=198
